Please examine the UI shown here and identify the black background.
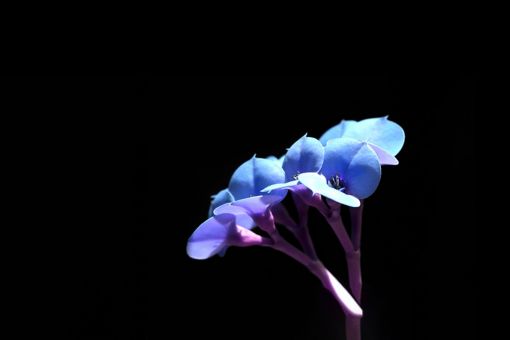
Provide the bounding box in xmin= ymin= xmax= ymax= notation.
xmin=28 ymin=75 xmax=476 ymax=339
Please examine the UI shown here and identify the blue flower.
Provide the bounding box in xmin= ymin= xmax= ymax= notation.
xmin=263 ymin=136 xmax=381 ymax=205
xmin=282 ymin=134 xmax=324 ymax=182
xmin=319 ymin=116 xmax=405 ymax=165
xmin=208 ymin=155 xmax=286 ymax=221
xmin=228 ymin=155 xmax=286 ymax=200
xmin=319 ymin=137 xmax=381 ymax=199
xmin=261 ymin=135 xmax=325 ymax=192
xmin=200 ymin=156 xmax=286 ymax=258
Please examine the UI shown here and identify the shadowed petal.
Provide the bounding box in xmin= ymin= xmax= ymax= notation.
xmin=321 ymin=138 xmax=381 ymax=199
xmin=297 ymin=173 xmax=360 ymax=207
xmin=319 ymin=120 xmax=357 ymax=145
xmin=229 ymin=156 xmax=286 ymax=199
xmin=368 ymin=143 xmax=399 ymax=165
xmin=283 ymin=135 xmax=324 ymax=181
xmin=342 ymin=116 xmax=405 ymax=156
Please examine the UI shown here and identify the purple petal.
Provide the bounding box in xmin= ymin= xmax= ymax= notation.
xmin=213 ymin=195 xmax=282 ymax=219
xmin=213 ymin=203 xmax=256 ymax=229
xmin=186 ymin=214 xmax=236 ymax=260
xmin=232 ymin=195 xmax=284 ymax=215
xmin=187 ymin=214 xmax=269 ymax=260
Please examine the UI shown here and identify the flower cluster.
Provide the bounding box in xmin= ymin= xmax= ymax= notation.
xmin=186 ymin=116 xmax=404 ymax=340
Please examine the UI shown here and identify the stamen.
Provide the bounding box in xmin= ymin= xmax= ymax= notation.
xmin=328 ymin=175 xmax=345 ymax=190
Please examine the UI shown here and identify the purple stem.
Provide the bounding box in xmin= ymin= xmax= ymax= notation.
xmin=315 ymin=199 xmax=364 ymax=338
xmin=291 ymin=193 xmax=319 ymax=260
xmin=349 ymin=201 xmax=364 ymax=251
xmin=271 ymin=203 xmax=298 ymax=230
xmin=348 ymin=201 xmax=364 ymax=303
xmin=271 ymin=203 xmax=318 ymax=260
xmin=322 ymin=202 xmax=354 ymax=254
xmin=268 ymin=233 xmax=362 ymax=319
xmin=345 ymin=316 xmax=361 ymax=340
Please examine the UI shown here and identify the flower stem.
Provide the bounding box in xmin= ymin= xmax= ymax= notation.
xmin=325 ymin=206 xmax=354 ymax=254
xmin=291 ymin=192 xmax=319 ymax=260
xmin=349 ymin=201 xmax=364 ymax=251
xmin=348 ymin=202 xmax=364 ymax=303
xmin=268 ymin=233 xmax=362 ymax=319
xmin=345 ymin=315 xmax=361 ymax=340
xmin=271 ymin=202 xmax=318 ymax=260
xmin=320 ymin=201 xmax=363 ymax=338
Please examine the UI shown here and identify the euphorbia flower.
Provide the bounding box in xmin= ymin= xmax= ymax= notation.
xmin=228 ymin=155 xmax=286 ymax=200
xmin=319 ymin=137 xmax=381 ymax=199
xmin=186 ymin=195 xmax=281 ymax=259
xmin=261 ymin=135 xmax=325 ymax=192
xmin=208 ymin=156 xmax=286 ymax=225
xmin=214 ymin=194 xmax=283 ymax=232
xmin=187 ymin=115 xmax=405 ymax=340
xmin=186 ymin=213 xmax=270 ymax=260
xmin=319 ymin=116 xmax=405 ymax=165
xmin=204 ymin=157 xmax=285 ymax=256
xmin=263 ymin=137 xmax=379 ymax=206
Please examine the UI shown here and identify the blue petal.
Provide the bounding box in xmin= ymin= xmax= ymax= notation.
xmin=228 ymin=156 xmax=286 ymax=200
xmin=297 ymin=173 xmax=360 ymax=207
xmin=186 ymin=214 xmax=236 ymax=260
xmin=261 ymin=180 xmax=299 ymax=193
xmin=368 ymin=143 xmax=399 ymax=165
xmin=319 ymin=120 xmax=357 ymax=145
xmin=342 ymin=116 xmax=405 ymax=156
xmin=282 ymin=135 xmax=324 ymax=181
xmin=321 ymin=138 xmax=381 ymax=199
xmin=208 ymin=189 xmax=235 ymax=217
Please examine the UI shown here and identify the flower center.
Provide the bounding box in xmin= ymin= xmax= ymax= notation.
xmin=328 ymin=175 xmax=345 ymax=190
xmin=292 ymin=171 xmax=301 ymax=180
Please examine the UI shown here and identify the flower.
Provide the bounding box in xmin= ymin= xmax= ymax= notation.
xmin=228 ymin=155 xmax=286 ymax=200
xmin=318 ymin=137 xmax=381 ymax=199
xmin=187 ymin=195 xmax=281 ymax=259
xmin=195 ymin=156 xmax=286 ymax=259
xmin=319 ymin=116 xmax=405 ymax=165
xmin=261 ymin=135 xmax=325 ymax=193
xmin=208 ymin=155 xmax=286 ymax=223
xmin=186 ymin=213 xmax=268 ymax=260
xmin=262 ymin=135 xmax=381 ymax=206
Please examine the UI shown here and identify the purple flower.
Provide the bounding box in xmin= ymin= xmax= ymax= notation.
xmin=187 ymin=196 xmax=281 ymax=259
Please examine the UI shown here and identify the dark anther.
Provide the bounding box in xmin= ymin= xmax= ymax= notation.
xmin=328 ymin=175 xmax=345 ymax=189
xmin=292 ymin=171 xmax=300 ymax=180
